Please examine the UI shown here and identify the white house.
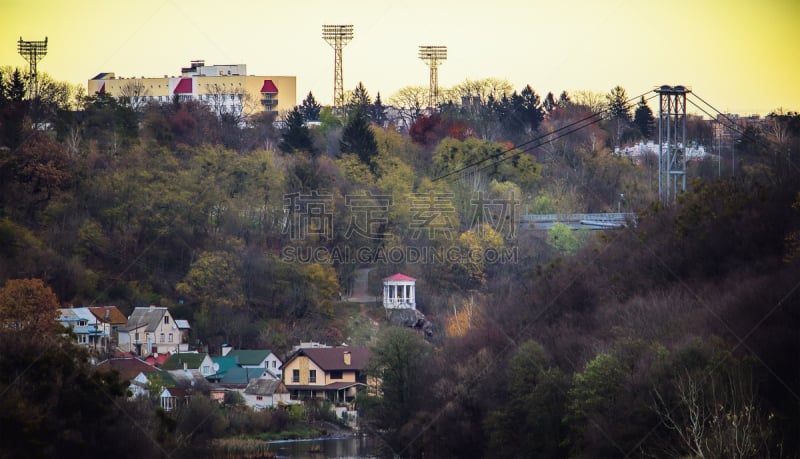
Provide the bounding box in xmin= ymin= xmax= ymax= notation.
xmin=243 ymin=378 xmax=291 ymax=410
xmin=118 ymin=306 xmax=189 ymax=357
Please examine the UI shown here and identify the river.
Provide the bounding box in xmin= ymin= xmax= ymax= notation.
xmin=267 ymin=435 xmax=391 ymax=459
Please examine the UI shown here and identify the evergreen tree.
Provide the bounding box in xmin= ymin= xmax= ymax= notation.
xmin=606 ymin=85 xmax=631 ymax=122
xmin=348 ymin=82 xmax=371 ymax=116
xmin=300 ymin=91 xmax=321 ymax=122
xmin=279 ymin=106 xmax=315 ymax=155
xmin=371 ymin=92 xmax=387 ymax=126
xmin=633 ymin=96 xmax=655 ymax=139
xmin=8 ymin=69 xmax=26 ymax=102
xmin=340 ymin=108 xmax=378 ymax=167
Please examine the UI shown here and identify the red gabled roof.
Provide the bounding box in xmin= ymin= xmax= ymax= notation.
xmin=145 ymin=353 xmax=171 ymax=366
xmin=173 ymin=78 xmax=192 ymax=94
xmin=88 ymin=306 xmax=127 ymax=324
xmin=260 ymin=79 xmax=278 ymax=94
xmin=96 ymin=357 xmax=158 ymax=381
xmin=98 ymin=82 xmax=105 ymax=95
xmin=383 ymin=273 xmax=416 ymax=282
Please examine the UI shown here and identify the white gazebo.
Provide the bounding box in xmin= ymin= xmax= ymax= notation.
xmin=383 ymin=273 xmax=416 ymax=310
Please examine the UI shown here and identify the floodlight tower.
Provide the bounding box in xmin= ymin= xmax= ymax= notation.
xmin=322 ymin=25 xmax=354 ymax=108
xmin=418 ymin=45 xmax=447 ymax=108
xmin=17 ymin=36 xmax=48 ymax=100
xmin=656 ymin=85 xmax=690 ymax=205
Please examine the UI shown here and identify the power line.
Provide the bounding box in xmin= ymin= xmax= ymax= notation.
xmin=433 ymin=89 xmax=657 ymax=182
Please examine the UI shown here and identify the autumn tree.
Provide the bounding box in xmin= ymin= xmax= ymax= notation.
xmin=0 ymin=278 xmax=60 ymax=332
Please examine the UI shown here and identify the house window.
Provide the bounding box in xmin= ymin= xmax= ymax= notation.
xmin=203 ymin=365 xmax=210 ymax=375
xmin=164 ymin=315 xmax=169 ymax=324
xmin=168 ymin=333 xmax=173 ymax=343
xmin=292 ymin=369 xmax=299 ymax=383
xmin=160 ymin=333 xmax=165 ymax=343
xmin=330 ymin=371 xmax=343 ymax=380
xmin=134 ymin=332 xmax=139 ymax=342
xmin=309 ymin=370 xmax=316 ymax=383
xmin=256 ymin=395 xmax=263 ymax=401
xmin=272 ymin=361 xmax=276 ymax=368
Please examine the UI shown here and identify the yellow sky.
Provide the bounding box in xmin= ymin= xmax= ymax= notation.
xmin=2 ymin=0 xmax=798 ymax=115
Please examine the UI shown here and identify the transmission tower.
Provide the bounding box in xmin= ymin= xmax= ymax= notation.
xmin=418 ymin=45 xmax=447 ymax=108
xmin=17 ymin=36 xmax=48 ymax=100
xmin=657 ymin=85 xmax=690 ymax=205
xmin=322 ymin=25 xmax=354 ymax=109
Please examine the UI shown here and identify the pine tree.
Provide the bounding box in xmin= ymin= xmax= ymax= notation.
xmin=280 ymin=106 xmax=315 ymax=155
xmin=340 ymin=108 xmax=377 ymax=167
xmin=633 ymin=96 xmax=655 ymax=140
xmin=348 ymin=82 xmax=371 ymax=117
xmin=8 ymin=69 xmax=26 ymax=102
xmin=371 ymin=92 xmax=387 ymax=126
xmin=300 ymin=91 xmax=321 ymax=122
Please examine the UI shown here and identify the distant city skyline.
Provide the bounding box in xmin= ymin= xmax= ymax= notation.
xmin=2 ymin=0 xmax=798 ymax=116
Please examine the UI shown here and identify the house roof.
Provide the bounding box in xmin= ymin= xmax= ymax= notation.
xmin=384 ymin=273 xmax=416 ymax=282
xmin=245 ymin=378 xmax=288 ymax=396
xmin=227 ymin=349 xmax=274 ymax=366
xmin=286 ymin=347 xmax=369 ymax=372
xmin=174 ymin=319 xmax=190 ymax=329
xmin=160 ymin=353 xmax=208 ymax=371
xmin=88 ymin=306 xmax=127 ymax=325
xmin=173 ymin=78 xmax=192 ymax=94
xmin=218 ymin=367 xmax=266 ymax=385
xmin=119 ymin=306 xmax=168 ymax=332
xmin=260 ymin=79 xmax=278 ymax=93
xmin=211 ymin=356 xmax=238 ymax=375
xmin=144 ymin=353 xmax=171 ymax=366
xmin=286 ymin=382 xmax=365 ymax=391
xmin=95 ymin=357 xmax=158 ymax=381
xmin=167 ymin=369 xmax=211 ymax=391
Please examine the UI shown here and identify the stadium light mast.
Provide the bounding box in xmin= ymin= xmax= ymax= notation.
xmin=418 ymin=45 xmax=447 ymax=108
xmin=322 ymin=25 xmax=354 ymax=109
xmin=17 ymin=36 xmax=48 ymax=100
xmin=657 ymin=85 xmax=690 ymax=205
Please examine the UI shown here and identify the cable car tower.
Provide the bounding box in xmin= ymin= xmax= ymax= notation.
xmin=322 ymin=25 xmax=354 ymax=109
xmin=657 ymin=85 xmax=690 ymax=205
xmin=418 ymin=45 xmax=447 ymax=109
xmin=17 ymin=36 xmax=48 ymax=100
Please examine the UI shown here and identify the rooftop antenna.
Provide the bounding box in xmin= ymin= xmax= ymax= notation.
xmin=322 ymin=25 xmax=354 ymax=109
xmin=418 ymin=45 xmax=447 ymax=108
xmin=17 ymin=36 xmax=48 ymax=100
xmin=656 ymin=85 xmax=690 ymax=205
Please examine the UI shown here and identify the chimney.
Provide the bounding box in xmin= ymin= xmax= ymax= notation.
xmin=183 ymin=361 xmax=187 ymax=371
xmin=343 ymin=351 xmax=351 ymax=366
xmin=149 ymin=304 xmax=156 ymax=310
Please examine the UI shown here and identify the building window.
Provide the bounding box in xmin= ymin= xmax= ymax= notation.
xmin=272 ymin=361 xmax=276 ymax=368
xmin=203 ymin=365 xmax=210 ymax=375
xmin=168 ymin=333 xmax=173 ymax=342
xmin=309 ymin=370 xmax=316 ymax=383
xmin=256 ymin=395 xmax=263 ymax=401
xmin=330 ymin=371 xmax=343 ymax=380
xmin=160 ymin=333 xmax=165 ymax=343
xmin=135 ymin=332 xmax=139 ymax=342
xmin=164 ymin=315 xmax=169 ymax=324
xmin=292 ymin=369 xmax=299 ymax=383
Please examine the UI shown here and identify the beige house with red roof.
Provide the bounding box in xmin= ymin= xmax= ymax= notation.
xmin=87 ymin=61 xmax=296 ymax=115
xmin=282 ymin=346 xmax=370 ymax=404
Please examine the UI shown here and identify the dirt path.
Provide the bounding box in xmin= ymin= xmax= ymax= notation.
xmin=346 ymin=267 xmax=376 ymax=303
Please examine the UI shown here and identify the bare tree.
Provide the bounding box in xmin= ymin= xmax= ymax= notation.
xmin=118 ymin=80 xmax=150 ymax=112
xmin=389 ymin=85 xmax=428 ymax=130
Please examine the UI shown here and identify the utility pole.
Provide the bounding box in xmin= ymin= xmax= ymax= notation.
xmin=322 ymin=25 xmax=354 ymax=109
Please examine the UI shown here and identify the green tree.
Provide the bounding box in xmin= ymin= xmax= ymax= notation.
xmin=485 ymin=341 xmax=570 ymax=457
xmin=279 ymin=106 xmax=315 ymax=155
xmin=546 ymin=222 xmax=582 ymax=255
xmin=371 ymin=92 xmax=387 ymax=126
xmin=300 ymin=91 xmax=321 ymax=122
xmin=365 ymin=327 xmax=433 ymax=433
xmin=633 ymin=96 xmax=655 ymax=139
xmin=348 ymin=81 xmax=372 ymax=116
xmin=340 ymin=109 xmax=378 ymax=167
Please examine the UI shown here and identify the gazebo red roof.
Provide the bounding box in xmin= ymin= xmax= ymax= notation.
xmin=383 ymin=273 xmax=416 ymax=282
xmin=260 ymin=79 xmax=278 ymax=93
xmin=173 ymin=78 xmax=192 ymax=94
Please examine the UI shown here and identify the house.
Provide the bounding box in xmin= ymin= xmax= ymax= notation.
xmin=129 ymin=369 xmax=176 ymax=400
xmin=160 ymin=387 xmax=190 ymax=412
xmin=118 ymin=305 xmax=189 ymax=357
xmin=282 ymin=346 xmax=370 ymax=404
xmin=383 ymin=273 xmax=416 ymax=309
xmin=160 ymin=352 xmax=215 ymax=378
xmin=57 ymin=307 xmax=105 ymax=348
xmin=243 ymin=378 xmax=291 ymax=410
xmin=95 ymin=356 xmax=158 ymax=382
xmin=87 ymin=306 xmax=127 ymax=343
xmin=224 ymin=348 xmax=283 ymax=378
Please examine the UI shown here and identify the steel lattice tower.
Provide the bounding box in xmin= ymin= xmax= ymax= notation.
xmin=657 ymin=85 xmax=690 ymax=205
xmin=418 ymin=45 xmax=447 ymax=108
xmin=322 ymin=25 xmax=354 ymax=108
xmin=17 ymin=36 xmax=48 ymax=100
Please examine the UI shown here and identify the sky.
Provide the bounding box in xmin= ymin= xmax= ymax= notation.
xmin=2 ymin=0 xmax=799 ymax=116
